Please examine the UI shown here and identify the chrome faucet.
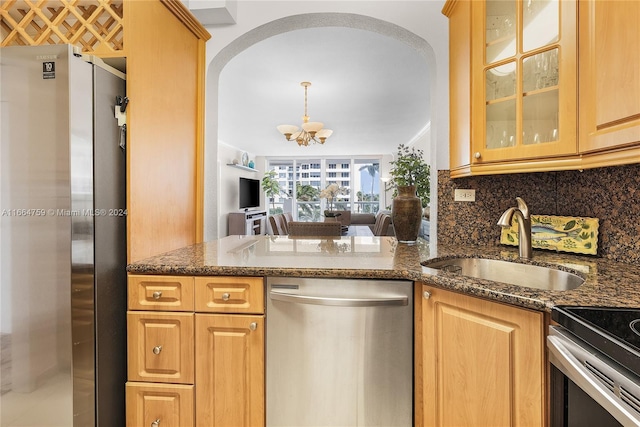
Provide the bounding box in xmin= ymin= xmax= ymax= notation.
xmin=497 ymin=197 xmax=532 ymax=259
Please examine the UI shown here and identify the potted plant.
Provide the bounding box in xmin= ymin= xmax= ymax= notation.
xmin=387 ymin=144 xmax=431 ymax=243
xmin=261 ymin=170 xmax=288 ymax=214
xmin=320 ymin=183 xmax=348 ymax=218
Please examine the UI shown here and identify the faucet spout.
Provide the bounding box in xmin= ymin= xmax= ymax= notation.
xmin=497 ymin=197 xmax=532 ymax=259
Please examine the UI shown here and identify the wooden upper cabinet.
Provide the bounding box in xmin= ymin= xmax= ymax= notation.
xmin=444 ymin=0 xmax=579 ymax=177
xmin=578 ymin=0 xmax=640 ymax=167
xmin=470 ymin=0 xmax=577 ymax=166
xmin=444 ymin=0 xmax=639 ymax=177
xmin=443 ymin=0 xmax=473 ymax=176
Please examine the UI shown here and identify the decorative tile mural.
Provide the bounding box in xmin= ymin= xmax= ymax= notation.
xmin=500 ymin=215 xmax=599 ymax=255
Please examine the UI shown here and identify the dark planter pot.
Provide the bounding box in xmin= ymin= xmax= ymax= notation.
xmin=391 ymin=185 xmax=422 ymax=243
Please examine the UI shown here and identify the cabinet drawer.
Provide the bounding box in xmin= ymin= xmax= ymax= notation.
xmin=194 ymin=276 xmax=264 ymax=314
xmin=128 ymin=275 xmax=194 ymax=311
xmin=127 ymin=312 xmax=194 ymax=384
xmin=126 ymin=382 xmax=194 ymax=427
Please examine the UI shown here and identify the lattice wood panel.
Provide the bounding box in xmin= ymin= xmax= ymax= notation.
xmin=1 ymin=0 xmax=124 ymax=55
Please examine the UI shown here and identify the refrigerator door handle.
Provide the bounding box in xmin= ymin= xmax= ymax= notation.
xmin=269 ymin=290 xmax=408 ymax=307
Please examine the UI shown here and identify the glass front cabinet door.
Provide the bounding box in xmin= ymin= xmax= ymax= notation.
xmin=471 ymin=0 xmax=577 ymax=165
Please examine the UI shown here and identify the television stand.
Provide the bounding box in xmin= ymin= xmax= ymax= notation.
xmin=228 ymin=210 xmax=267 ymax=236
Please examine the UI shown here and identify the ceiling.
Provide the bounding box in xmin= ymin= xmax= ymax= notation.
xmin=218 ymin=26 xmax=431 ymax=158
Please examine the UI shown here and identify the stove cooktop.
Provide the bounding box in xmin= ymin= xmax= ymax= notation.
xmin=552 ymin=306 xmax=640 ymax=378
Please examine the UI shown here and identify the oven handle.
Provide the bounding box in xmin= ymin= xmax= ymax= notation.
xmin=269 ymin=290 xmax=408 ymax=307
xmin=547 ymin=330 xmax=640 ymax=427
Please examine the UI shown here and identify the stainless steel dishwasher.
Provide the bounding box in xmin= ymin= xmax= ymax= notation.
xmin=266 ymin=277 xmax=413 ymax=427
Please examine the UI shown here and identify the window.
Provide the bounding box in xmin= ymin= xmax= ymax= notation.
xmin=267 ymin=158 xmax=381 ymax=219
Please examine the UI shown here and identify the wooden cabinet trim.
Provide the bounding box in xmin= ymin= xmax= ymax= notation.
xmin=160 ymin=0 xmax=211 ymax=41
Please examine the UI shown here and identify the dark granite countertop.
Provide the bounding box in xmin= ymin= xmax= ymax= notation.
xmin=127 ymin=235 xmax=640 ymax=312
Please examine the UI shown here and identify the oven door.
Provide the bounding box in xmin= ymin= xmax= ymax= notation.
xmin=548 ymin=326 xmax=640 ymax=427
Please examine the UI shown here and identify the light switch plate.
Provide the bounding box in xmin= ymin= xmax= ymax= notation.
xmin=454 ymin=189 xmax=476 ymax=202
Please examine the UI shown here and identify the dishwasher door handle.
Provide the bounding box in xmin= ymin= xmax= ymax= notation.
xmin=269 ymin=290 xmax=408 ymax=307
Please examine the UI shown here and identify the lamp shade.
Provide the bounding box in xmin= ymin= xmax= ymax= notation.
xmin=277 ymin=124 xmax=299 ymax=135
xmin=301 ymin=121 xmax=324 ymax=133
xmin=316 ymin=129 xmax=333 ymax=139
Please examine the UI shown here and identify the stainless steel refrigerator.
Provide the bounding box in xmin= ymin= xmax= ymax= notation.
xmin=0 ymin=44 xmax=127 ymax=427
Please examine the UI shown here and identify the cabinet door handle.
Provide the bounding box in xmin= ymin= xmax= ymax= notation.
xmin=152 ymin=291 xmax=162 ymax=300
xmin=423 ymin=291 xmax=431 ymax=300
xmin=249 ymin=322 xmax=258 ymax=331
xmin=222 ymin=293 xmax=230 ymax=301
xmin=151 ymin=419 xmax=160 ymax=427
xmin=152 ymin=345 xmax=162 ymax=355
xmin=474 ymin=152 xmax=482 ymax=159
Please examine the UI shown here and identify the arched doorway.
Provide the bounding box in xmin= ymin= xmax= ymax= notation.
xmin=204 ymin=12 xmax=441 ymax=241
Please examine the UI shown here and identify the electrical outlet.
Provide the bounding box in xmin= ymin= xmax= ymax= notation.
xmin=454 ymin=189 xmax=476 ymax=202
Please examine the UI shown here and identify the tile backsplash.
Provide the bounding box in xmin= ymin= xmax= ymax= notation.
xmin=437 ymin=164 xmax=640 ymax=265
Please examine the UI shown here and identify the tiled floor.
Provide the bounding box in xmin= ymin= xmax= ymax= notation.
xmin=0 ymin=372 xmax=72 ymax=427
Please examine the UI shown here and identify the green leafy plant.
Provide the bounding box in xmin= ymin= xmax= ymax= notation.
xmin=319 ymin=183 xmax=348 ymax=211
xmin=387 ymin=144 xmax=431 ymax=207
xmin=261 ymin=170 xmax=287 ymax=214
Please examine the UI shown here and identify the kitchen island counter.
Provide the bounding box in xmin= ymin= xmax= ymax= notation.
xmin=127 ymin=235 xmax=640 ymax=312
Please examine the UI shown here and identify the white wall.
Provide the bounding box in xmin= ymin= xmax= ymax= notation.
xmin=203 ymin=1 xmax=449 ymax=239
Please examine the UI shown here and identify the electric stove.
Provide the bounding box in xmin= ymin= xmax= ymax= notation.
xmin=552 ymin=306 xmax=640 ymax=378
xmin=549 ymin=306 xmax=640 ymax=426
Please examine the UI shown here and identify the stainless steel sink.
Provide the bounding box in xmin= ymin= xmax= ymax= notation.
xmin=421 ymin=257 xmax=585 ymax=291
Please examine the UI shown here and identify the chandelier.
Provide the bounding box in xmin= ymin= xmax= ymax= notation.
xmin=277 ymin=82 xmax=333 ymax=146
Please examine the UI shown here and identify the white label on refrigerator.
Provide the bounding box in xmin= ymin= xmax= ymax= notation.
xmin=43 ymin=61 xmax=55 ymax=79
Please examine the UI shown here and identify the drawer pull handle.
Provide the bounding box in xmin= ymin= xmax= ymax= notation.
xmin=152 ymin=291 xmax=162 ymax=300
xmin=249 ymin=322 xmax=257 ymax=331
xmin=151 ymin=419 xmax=160 ymax=427
xmin=222 ymin=293 xmax=230 ymax=301
xmin=152 ymin=345 xmax=162 ymax=355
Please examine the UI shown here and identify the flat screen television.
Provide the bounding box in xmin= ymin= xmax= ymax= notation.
xmin=239 ymin=177 xmax=261 ymax=210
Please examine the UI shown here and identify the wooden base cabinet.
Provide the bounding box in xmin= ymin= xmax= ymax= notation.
xmin=195 ymin=314 xmax=265 ymax=427
xmin=126 ymin=382 xmax=194 ymax=427
xmin=418 ymin=284 xmax=546 ymax=427
xmin=126 ymin=274 xmax=265 ymax=427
